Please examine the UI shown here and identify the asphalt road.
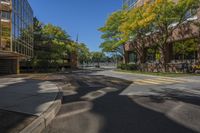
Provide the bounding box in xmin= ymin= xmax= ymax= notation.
xmin=43 ymin=69 xmax=200 ymax=133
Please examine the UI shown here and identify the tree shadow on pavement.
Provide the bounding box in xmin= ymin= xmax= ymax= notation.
xmin=148 ymin=88 xmax=200 ymax=106
xmin=55 ymin=72 xmax=199 ymax=133
xmin=0 ymin=75 xmax=63 ymax=133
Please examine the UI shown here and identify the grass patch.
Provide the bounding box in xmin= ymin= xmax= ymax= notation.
xmin=115 ymin=69 xmax=200 ymax=77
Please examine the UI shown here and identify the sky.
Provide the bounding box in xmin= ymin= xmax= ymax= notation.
xmin=28 ymin=0 xmax=122 ymax=51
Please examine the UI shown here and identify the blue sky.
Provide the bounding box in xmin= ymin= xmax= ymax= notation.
xmin=28 ymin=0 xmax=122 ymax=51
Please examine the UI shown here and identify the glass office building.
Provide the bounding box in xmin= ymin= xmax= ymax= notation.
xmin=11 ymin=0 xmax=34 ymax=57
xmin=0 ymin=0 xmax=33 ymax=74
xmin=0 ymin=0 xmax=33 ymax=56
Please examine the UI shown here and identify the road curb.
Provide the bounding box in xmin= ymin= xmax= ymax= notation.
xmin=113 ymin=70 xmax=200 ymax=82
xmin=20 ymin=85 xmax=63 ymax=133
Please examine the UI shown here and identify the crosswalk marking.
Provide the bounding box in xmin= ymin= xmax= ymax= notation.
xmin=148 ymin=78 xmax=183 ymax=83
xmin=134 ymin=80 xmax=161 ymax=85
xmin=133 ymin=78 xmax=186 ymax=85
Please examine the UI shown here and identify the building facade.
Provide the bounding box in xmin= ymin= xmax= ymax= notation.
xmin=123 ymin=0 xmax=200 ymax=66
xmin=0 ymin=0 xmax=33 ymax=74
xmin=123 ymin=0 xmax=137 ymax=9
xmin=123 ymin=0 xmax=147 ymax=9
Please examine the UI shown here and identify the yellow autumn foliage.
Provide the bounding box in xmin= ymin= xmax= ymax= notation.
xmin=119 ymin=0 xmax=157 ymax=41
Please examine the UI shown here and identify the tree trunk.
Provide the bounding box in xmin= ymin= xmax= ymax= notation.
xmin=135 ymin=45 xmax=146 ymax=72
xmin=160 ymin=48 xmax=167 ymax=72
xmin=136 ymin=51 xmax=144 ymax=71
xmin=160 ymin=43 xmax=173 ymax=72
xmin=122 ymin=45 xmax=129 ymax=65
xmin=198 ymin=43 xmax=200 ymax=63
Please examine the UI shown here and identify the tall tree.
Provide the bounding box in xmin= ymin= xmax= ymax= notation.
xmin=191 ymin=8 xmax=200 ymax=62
xmin=77 ymin=43 xmax=91 ymax=65
xmin=91 ymin=52 xmax=105 ymax=67
xmin=119 ymin=2 xmax=155 ymax=69
xmin=31 ymin=19 xmax=77 ymax=71
xmin=149 ymin=0 xmax=200 ymax=71
xmin=99 ymin=10 xmax=128 ymax=64
xmin=120 ymin=0 xmax=200 ymax=71
xmin=42 ymin=24 xmax=72 ymax=65
xmin=31 ymin=17 xmax=44 ymax=71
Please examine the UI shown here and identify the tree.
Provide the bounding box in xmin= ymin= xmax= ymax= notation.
xmin=174 ymin=39 xmax=199 ymax=60
xmin=148 ymin=0 xmax=200 ymax=71
xmin=119 ymin=1 xmax=155 ymax=69
xmin=193 ymin=18 xmax=200 ymax=62
xmin=91 ymin=52 xmax=105 ymax=67
xmin=99 ymin=10 xmax=128 ymax=64
xmin=99 ymin=40 xmax=124 ymax=64
xmin=100 ymin=40 xmax=122 ymax=55
xmin=119 ymin=0 xmax=200 ymax=72
xmin=77 ymin=43 xmax=91 ymax=65
xmin=30 ymin=18 xmax=77 ymax=71
xmin=42 ymin=24 xmax=75 ymax=68
xmin=31 ymin=17 xmax=44 ymax=71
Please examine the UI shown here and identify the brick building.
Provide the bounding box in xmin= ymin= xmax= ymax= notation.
xmin=123 ymin=0 xmax=200 ymax=65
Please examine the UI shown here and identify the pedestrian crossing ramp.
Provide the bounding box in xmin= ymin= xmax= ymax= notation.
xmin=133 ymin=78 xmax=187 ymax=86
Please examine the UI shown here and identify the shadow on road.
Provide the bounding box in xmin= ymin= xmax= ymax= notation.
xmin=43 ymin=70 xmax=200 ymax=133
xmin=0 ymin=75 xmax=64 ymax=133
xmin=148 ymin=88 xmax=200 ymax=106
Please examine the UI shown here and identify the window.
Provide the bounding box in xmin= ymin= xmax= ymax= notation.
xmin=1 ymin=11 xmax=11 ymax=20
xmin=129 ymin=52 xmax=137 ymax=63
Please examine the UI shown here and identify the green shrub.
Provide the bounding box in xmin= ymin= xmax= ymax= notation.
xmin=117 ymin=63 xmax=138 ymax=70
xmin=117 ymin=63 xmax=126 ymax=70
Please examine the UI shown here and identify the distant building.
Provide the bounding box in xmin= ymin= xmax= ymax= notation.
xmin=0 ymin=0 xmax=33 ymax=74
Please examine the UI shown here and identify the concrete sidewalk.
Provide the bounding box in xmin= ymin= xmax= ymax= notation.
xmin=0 ymin=74 xmax=63 ymax=133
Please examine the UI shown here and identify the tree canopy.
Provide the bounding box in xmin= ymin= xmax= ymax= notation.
xmin=100 ymin=0 xmax=200 ymax=71
xmin=99 ymin=10 xmax=128 ymax=58
xmin=31 ymin=18 xmax=78 ymax=71
xmin=77 ymin=43 xmax=91 ymax=64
